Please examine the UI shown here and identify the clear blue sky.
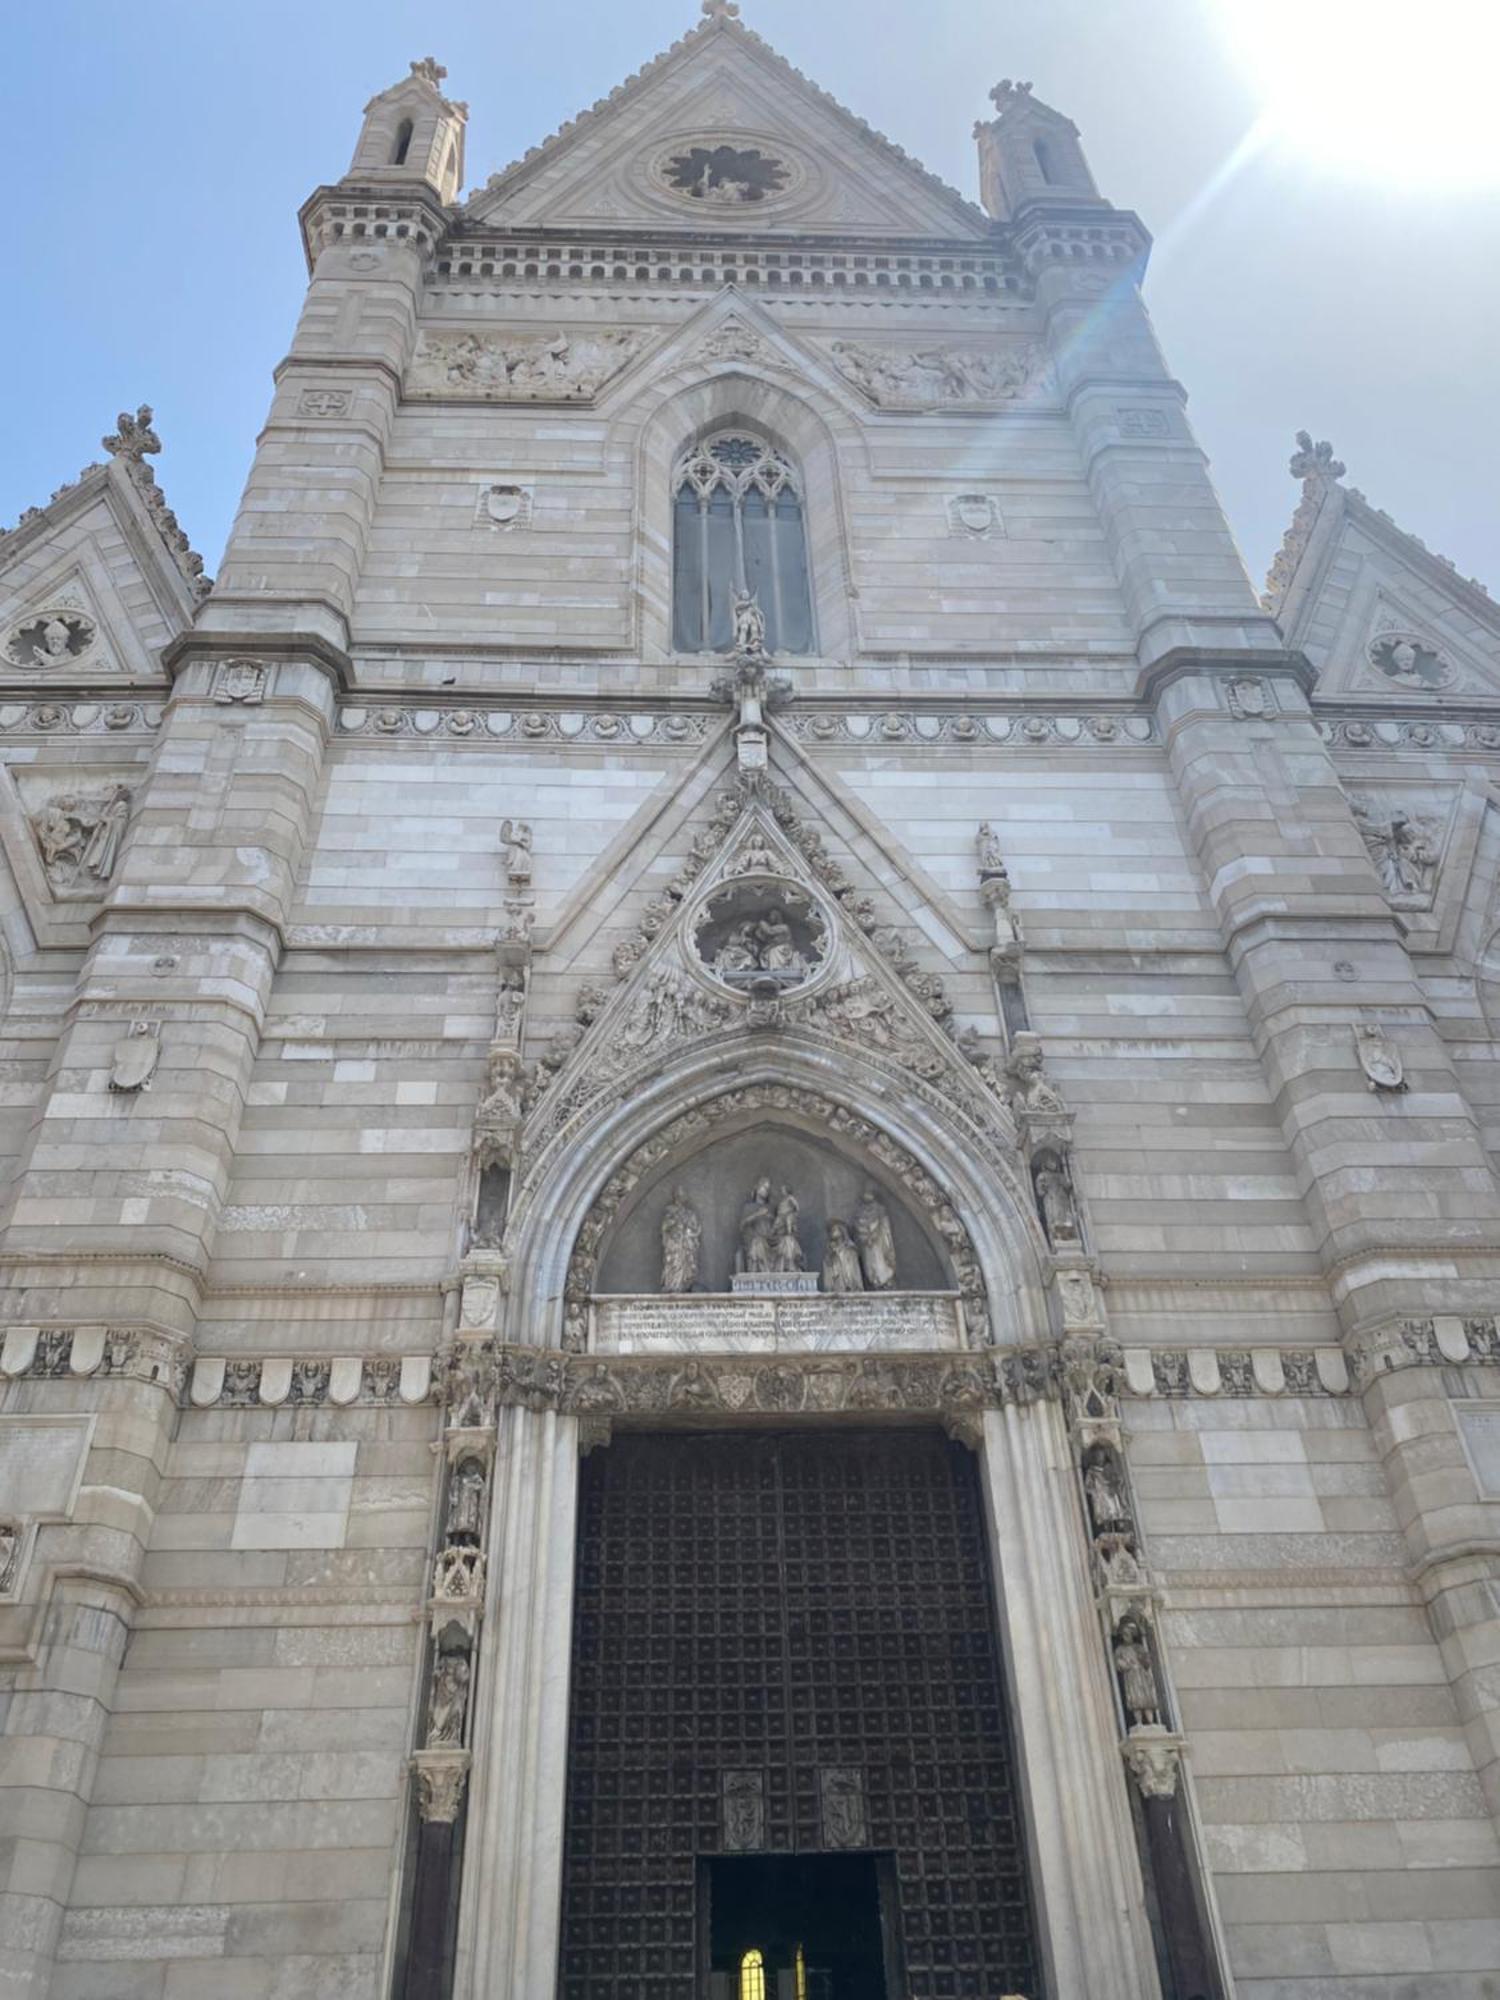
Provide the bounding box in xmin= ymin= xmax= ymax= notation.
xmin=4 ymin=0 xmax=1496 ymax=596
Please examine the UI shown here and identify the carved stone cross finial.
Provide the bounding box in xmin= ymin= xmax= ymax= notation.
xmin=989 ymin=79 xmax=1033 ymax=113
xmin=410 ymin=56 xmax=448 ymax=87
xmin=1289 ymin=429 xmax=1345 ymax=485
xmin=102 ymin=405 xmax=160 ymax=463
xmin=702 ymin=0 xmax=742 ymax=20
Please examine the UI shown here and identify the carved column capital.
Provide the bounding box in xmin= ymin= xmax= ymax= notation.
xmin=412 ymin=1748 xmax=471 ymax=1825
xmin=1120 ymin=1725 xmax=1185 ymax=1801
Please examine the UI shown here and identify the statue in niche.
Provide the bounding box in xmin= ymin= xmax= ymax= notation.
xmin=494 ymin=972 xmax=525 ymax=1044
xmin=736 ymin=1177 xmax=778 ymax=1276
xmin=976 ymin=822 xmax=1008 ymax=879
xmin=731 ymin=588 xmax=768 ymax=659
xmin=659 ymin=1187 xmax=702 ymax=1294
xmin=428 ymin=1652 xmax=470 ymax=1746
xmin=446 ymin=1459 xmax=487 ymax=1544
xmin=821 ymin=1219 xmax=865 ymax=1294
xmin=772 ymin=1188 xmax=806 ymax=1273
xmin=1033 ymin=1156 xmax=1081 ymax=1246
xmin=1113 ymin=1619 xmax=1161 ymax=1727
xmin=1084 ymin=1451 xmax=1130 ymax=1532
xmin=854 ymin=1187 xmax=897 ymax=1292
xmin=499 ymin=819 xmax=533 ymax=888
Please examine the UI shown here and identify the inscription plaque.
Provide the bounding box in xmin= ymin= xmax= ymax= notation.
xmin=593 ymin=1292 xmax=963 ymax=1355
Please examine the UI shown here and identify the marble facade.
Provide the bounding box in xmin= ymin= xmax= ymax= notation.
xmin=2 ymin=8 xmax=1500 ymax=1998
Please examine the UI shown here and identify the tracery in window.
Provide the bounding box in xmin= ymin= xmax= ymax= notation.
xmin=672 ymin=433 xmax=814 ymax=656
xmin=738 ymin=1946 xmax=766 ymax=2000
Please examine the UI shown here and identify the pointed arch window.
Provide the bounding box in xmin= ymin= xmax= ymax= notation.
xmin=392 ymin=118 xmax=413 ymax=166
xmin=672 ymin=432 xmax=814 ymax=656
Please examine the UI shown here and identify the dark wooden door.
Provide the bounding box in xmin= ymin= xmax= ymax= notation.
xmin=557 ymin=1429 xmax=1042 ymax=1999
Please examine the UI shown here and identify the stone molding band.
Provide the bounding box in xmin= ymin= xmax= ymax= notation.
xmin=4 ymin=1320 xmax=1494 ymax=1406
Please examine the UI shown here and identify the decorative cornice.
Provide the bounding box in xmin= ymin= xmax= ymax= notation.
xmin=298 ymin=184 xmax=453 ymax=274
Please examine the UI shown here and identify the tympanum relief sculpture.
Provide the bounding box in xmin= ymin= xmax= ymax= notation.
xmin=30 ymin=782 xmax=132 ymax=894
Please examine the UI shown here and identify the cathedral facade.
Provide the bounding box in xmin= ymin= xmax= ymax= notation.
xmin=2 ymin=8 xmax=1499 ymax=1998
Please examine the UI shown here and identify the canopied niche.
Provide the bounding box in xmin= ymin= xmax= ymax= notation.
xmin=594 ymin=1123 xmax=950 ymax=1296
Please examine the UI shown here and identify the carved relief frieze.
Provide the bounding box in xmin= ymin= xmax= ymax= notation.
xmin=28 ymin=782 xmax=133 ymax=897
xmin=0 ymin=701 xmax=157 ymax=734
xmin=782 ymin=710 xmax=1156 ymax=746
xmin=338 ymin=704 xmax=712 ymax=745
xmin=827 ymin=338 xmax=1052 ymax=408
xmin=1322 ymin=716 xmax=1500 ymax=753
xmin=408 ymin=327 xmax=647 ymax=402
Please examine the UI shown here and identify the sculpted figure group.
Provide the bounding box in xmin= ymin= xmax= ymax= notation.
xmin=658 ymin=1178 xmax=899 ymax=1293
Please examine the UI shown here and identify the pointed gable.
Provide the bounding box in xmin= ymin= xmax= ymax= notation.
xmin=465 ymin=10 xmax=992 ymax=240
xmin=0 ymin=452 xmax=204 ymax=685
xmin=1267 ymin=434 xmax=1500 ymax=701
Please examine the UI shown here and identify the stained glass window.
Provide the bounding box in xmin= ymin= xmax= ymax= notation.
xmin=672 ymin=433 xmax=814 ymax=655
xmin=738 ymin=1947 xmax=766 ymax=2000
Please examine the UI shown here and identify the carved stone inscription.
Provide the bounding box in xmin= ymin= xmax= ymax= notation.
xmin=593 ymin=1292 xmax=963 ymax=1354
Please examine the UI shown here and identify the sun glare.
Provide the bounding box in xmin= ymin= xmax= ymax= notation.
xmin=1217 ymin=0 xmax=1500 ymax=190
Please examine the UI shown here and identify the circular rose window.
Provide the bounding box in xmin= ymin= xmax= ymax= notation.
xmin=648 ymin=135 xmax=805 ymax=211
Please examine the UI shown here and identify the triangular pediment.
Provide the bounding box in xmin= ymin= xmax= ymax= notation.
xmin=523 ymin=759 xmax=1014 ymax=1165
xmin=465 ymin=16 xmax=991 ymax=240
xmin=1273 ymin=480 xmax=1500 ymax=701
xmin=0 ymin=461 xmax=200 ymax=684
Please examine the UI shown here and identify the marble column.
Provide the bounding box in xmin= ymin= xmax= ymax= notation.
xmin=978 ymin=1399 xmax=1162 ymax=2000
xmin=453 ymin=1403 xmax=579 ymax=2000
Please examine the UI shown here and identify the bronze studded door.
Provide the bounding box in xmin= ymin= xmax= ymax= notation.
xmin=557 ymin=1429 xmax=1043 ymax=1999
